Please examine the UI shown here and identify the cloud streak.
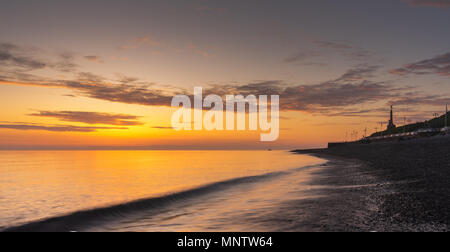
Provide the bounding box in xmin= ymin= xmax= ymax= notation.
xmin=390 ymin=52 xmax=450 ymax=77
xmin=0 ymin=123 xmax=127 ymax=133
xmin=0 ymin=43 xmax=78 ymax=73
xmin=64 ymin=80 xmax=176 ymax=107
xmin=1 ymin=42 xmax=448 ymax=118
xmin=84 ymin=56 xmax=103 ymax=63
xmin=203 ymin=65 xmax=397 ymax=113
xmin=0 ymin=43 xmax=47 ymax=70
xmin=151 ymin=126 xmax=175 ymax=130
xmin=389 ymin=93 xmax=450 ymax=106
xmin=0 ymin=63 xmax=418 ymax=115
xmin=284 ymin=41 xmax=372 ymax=64
xmin=29 ymin=111 xmax=144 ymax=126
xmin=118 ymin=36 xmax=161 ymax=50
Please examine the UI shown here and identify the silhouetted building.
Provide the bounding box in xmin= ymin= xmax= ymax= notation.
xmin=446 ymin=104 xmax=448 ymax=128
xmin=387 ymin=105 xmax=396 ymax=130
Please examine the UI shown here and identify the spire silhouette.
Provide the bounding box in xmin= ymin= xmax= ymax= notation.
xmin=387 ymin=105 xmax=396 ymax=130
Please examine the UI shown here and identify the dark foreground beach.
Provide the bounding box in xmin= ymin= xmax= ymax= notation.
xmin=294 ymin=135 xmax=450 ymax=232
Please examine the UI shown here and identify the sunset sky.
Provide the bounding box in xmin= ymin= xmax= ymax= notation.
xmin=0 ymin=0 xmax=449 ymax=149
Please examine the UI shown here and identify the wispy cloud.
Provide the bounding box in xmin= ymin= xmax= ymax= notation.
xmin=53 ymin=52 xmax=78 ymax=72
xmin=64 ymin=79 xmax=176 ymax=107
xmin=202 ymin=65 xmax=398 ymax=113
xmin=186 ymin=43 xmax=214 ymax=58
xmin=0 ymin=75 xmax=177 ymax=107
xmin=0 ymin=43 xmax=47 ymax=70
xmin=118 ymin=36 xmax=161 ymax=51
xmin=335 ymin=64 xmax=380 ymax=82
xmin=117 ymin=36 xmax=214 ymax=58
xmin=1 ymin=42 xmax=447 ymax=118
xmin=151 ymin=126 xmax=174 ymax=130
xmin=0 ymin=62 xmax=423 ymax=115
xmin=0 ymin=123 xmax=127 ymax=133
xmin=28 ymin=111 xmax=144 ymax=126
xmin=84 ymin=56 xmax=103 ymax=63
xmin=0 ymin=41 xmax=177 ymax=107
xmin=315 ymin=41 xmax=354 ymax=50
xmin=76 ymin=72 xmax=106 ymax=83
xmin=0 ymin=43 xmax=78 ymax=72
xmin=389 ymin=93 xmax=450 ymax=106
xmin=390 ymin=52 xmax=450 ymax=77
xmin=283 ymin=51 xmax=320 ymax=64
xmin=327 ymin=108 xmax=390 ymax=118
xmin=284 ymin=41 xmax=372 ymax=65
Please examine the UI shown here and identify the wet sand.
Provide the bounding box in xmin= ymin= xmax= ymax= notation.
xmin=294 ymin=136 xmax=450 ymax=232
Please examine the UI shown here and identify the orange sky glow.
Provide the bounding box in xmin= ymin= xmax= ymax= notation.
xmin=0 ymin=1 xmax=449 ymax=149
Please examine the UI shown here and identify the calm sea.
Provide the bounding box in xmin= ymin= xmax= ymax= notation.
xmin=0 ymin=150 xmax=326 ymax=231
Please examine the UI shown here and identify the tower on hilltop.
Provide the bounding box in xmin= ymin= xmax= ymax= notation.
xmin=387 ymin=105 xmax=396 ymax=130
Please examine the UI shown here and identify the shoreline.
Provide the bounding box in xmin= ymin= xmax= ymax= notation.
xmin=293 ymin=136 xmax=450 ymax=231
xmin=2 ymin=144 xmax=448 ymax=232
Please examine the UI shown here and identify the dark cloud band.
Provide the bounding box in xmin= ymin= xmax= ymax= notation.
xmin=28 ymin=111 xmax=144 ymax=126
xmin=0 ymin=123 xmax=127 ymax=133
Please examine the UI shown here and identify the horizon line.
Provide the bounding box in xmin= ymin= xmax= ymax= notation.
xmin=0 ymin=146 xmax=296 ymax=151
